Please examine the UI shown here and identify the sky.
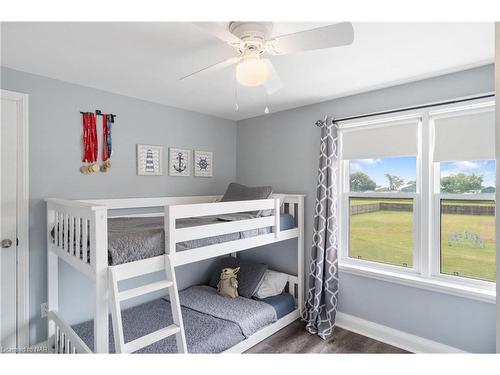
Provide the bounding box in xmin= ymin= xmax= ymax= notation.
xmin=440 ymin=159 xmax=495 ymax=188
xmin=350 ymin=156 xmax=416 ymax=188
xmin=350 ymin=157 xmax=495 ymax=188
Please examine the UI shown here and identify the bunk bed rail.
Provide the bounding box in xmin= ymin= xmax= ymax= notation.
xmin=46 ymin=199 xmax=107 ymax=278
xmin=165 ymin=198 xmax=284 ymax=265
xmin=48 ymin=311 xmax=92 ymax=354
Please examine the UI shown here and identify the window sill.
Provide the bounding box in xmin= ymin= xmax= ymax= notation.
xmin=339 ymin=262 xmax=496 ymax=304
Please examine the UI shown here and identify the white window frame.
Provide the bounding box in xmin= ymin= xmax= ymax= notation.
xmin=338 ymin=97 xmax=496 ymax=304
xmin=430 ymin=102 xmax=496 ymax=290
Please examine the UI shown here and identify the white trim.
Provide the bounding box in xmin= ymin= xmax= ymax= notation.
xmin=0 ymin=89 xmax=30 ymax=350
xmin=335 ymin=312 xmax=465 ymax=353
xmin=339 ymin=262 xmax=495 ymax=304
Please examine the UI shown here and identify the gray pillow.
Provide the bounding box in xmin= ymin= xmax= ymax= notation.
xmin=220 ymin=182 xmax=273 ymax=217
xmin=209 ymin=257 xmax=268 ymax=298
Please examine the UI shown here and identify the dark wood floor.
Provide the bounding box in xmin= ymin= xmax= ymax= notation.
xmin=245 ymin=320 xmax=409 ymax=354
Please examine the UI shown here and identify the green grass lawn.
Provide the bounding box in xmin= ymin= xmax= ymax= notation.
xmin=440 ymin=213 xmax=496 ymax=281
xmin=350 ymin=209 xmax=496 ymax=281
xmin=350 ymin=210 xmax=414 ymax=267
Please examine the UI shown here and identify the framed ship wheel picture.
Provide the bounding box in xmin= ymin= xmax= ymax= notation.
xmin=136 ymin=144 xmax=163 ymax=176
xmin=194 ymin=150 xmax=213 ymax=177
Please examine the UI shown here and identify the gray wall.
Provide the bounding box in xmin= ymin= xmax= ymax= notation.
xmin=1 ymin=67 xmax=237 ymax=345
xmin=237 ymin=64 xmax=496 ymax=353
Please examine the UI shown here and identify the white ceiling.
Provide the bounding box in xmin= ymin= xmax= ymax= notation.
xmin=1 ymin=22 xmax=494 ymax=121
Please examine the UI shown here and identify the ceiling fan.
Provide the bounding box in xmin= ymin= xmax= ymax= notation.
xmin=180 ymin=22 xmax=354 ymax=94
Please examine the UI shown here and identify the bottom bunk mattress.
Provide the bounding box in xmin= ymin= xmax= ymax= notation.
xmin=71 ymin=285 xmax=296 ymax=353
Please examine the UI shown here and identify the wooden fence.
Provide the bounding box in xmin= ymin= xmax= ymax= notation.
xmin=351 ymin=202 xmax=494 ymax=216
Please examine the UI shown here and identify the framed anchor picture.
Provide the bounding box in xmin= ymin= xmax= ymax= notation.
xmin=136 ymin=144 xmax=163 ymax=176
xmin=168 ymin=147 xmax=191 ymax=177
xmin=194 ymin=150 xmax=213 ymax=177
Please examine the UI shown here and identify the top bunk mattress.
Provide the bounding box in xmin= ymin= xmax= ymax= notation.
xmin=107 ymin=214 xmax=296 ymax=265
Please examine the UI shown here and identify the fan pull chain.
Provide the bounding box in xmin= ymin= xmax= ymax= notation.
xmin=264 ymin=88 xmax=270 ymax=114
xmin=234 ymin=67 xmax=239 ymax=111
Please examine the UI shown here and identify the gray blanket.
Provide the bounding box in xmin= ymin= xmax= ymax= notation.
xmin=72 ymin=298 xmax=244 ymax=353
xmin=172 ymin=285 xmax=277 ymax=337
xmin=108 ymin=215 xmax=271 ymax=265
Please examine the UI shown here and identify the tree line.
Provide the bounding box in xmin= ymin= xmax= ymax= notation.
xmin=350 ymin=171 xmax=494 ymax=193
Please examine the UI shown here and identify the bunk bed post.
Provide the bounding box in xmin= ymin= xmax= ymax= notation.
xmin=164 ymin=205 xmax=188 ymax=353
xmin=164 ymin=205 xmax=175 ymax=254
xmin=91 ymin=207 xmax=109 ymax=353
xmin=47 ymin=203 xmax=58 ymax=352
xmin=297 ymin=196 xmax=305 ymax=315
xmin=273 ymin=198 xmax=281 ymax=238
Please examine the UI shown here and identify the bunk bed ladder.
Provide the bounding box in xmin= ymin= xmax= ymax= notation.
xmin=108 ymin=256 xmax=187 ymax=353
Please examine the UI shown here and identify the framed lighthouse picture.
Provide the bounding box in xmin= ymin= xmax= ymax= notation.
xmin=168 ymin=147 xmax=191 ymax=177
xmin=136 ymin=144 xmax=163 ymax=176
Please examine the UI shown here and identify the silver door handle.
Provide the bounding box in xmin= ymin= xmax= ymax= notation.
xmin=1 ymin=239 xmax=13 ymax=248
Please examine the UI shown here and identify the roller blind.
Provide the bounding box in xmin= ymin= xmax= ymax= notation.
xmin=341 ymin=120 xmax=419 ymax=160
xmin=432 ymin=107 xmax=495 ymax=162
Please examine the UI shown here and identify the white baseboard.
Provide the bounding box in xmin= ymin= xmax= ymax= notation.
xmin=335 ymin=312 xmax=466 ymax=353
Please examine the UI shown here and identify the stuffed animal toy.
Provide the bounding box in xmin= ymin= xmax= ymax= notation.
xmin=217 ymin=267 xmax=240 ymax=298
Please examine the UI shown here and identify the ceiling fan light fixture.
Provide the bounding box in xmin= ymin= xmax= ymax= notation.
xmin=236 ymin=54 xmax=269 ymax=87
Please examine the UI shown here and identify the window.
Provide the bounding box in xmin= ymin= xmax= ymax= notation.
xmin=348 ymin=157 xmax=417 ymax=268
xmin=341 ymin=119 xmax=419 ymax=270
xmin=432 ymin=104 xmax=496 ymax=284
xmin=339 ymin=100 xmax=496 ymax=300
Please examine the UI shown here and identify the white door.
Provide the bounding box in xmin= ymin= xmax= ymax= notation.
xmin=1 ymin=91 xmax=21 ymax=352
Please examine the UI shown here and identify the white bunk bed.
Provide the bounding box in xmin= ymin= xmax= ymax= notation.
xmin=46 ymin=194 xmax=304 ymax=354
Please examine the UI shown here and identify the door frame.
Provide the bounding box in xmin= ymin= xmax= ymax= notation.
xmin=1 ymin=89 xmax=29 ymax=350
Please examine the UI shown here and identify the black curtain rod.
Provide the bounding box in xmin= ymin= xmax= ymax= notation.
xmin=316 ymin=93 xmax=495 ymax=126
xmin=80 ymin=110 xmax=117 ymax=123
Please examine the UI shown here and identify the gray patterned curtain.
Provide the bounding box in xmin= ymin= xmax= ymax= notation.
xmin=303 ymin=116 xmax=339 ymax=339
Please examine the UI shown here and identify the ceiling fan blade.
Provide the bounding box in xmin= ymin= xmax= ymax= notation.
xmin=194 ymin=22 xmax=242 ymax=46
xmin=179 ymin=57 xmax=240 ymax=81
xmin=263 ymin=59 xmax=283 ymax=95
xmin=266 ymin=22 xmax=354 ymax=55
